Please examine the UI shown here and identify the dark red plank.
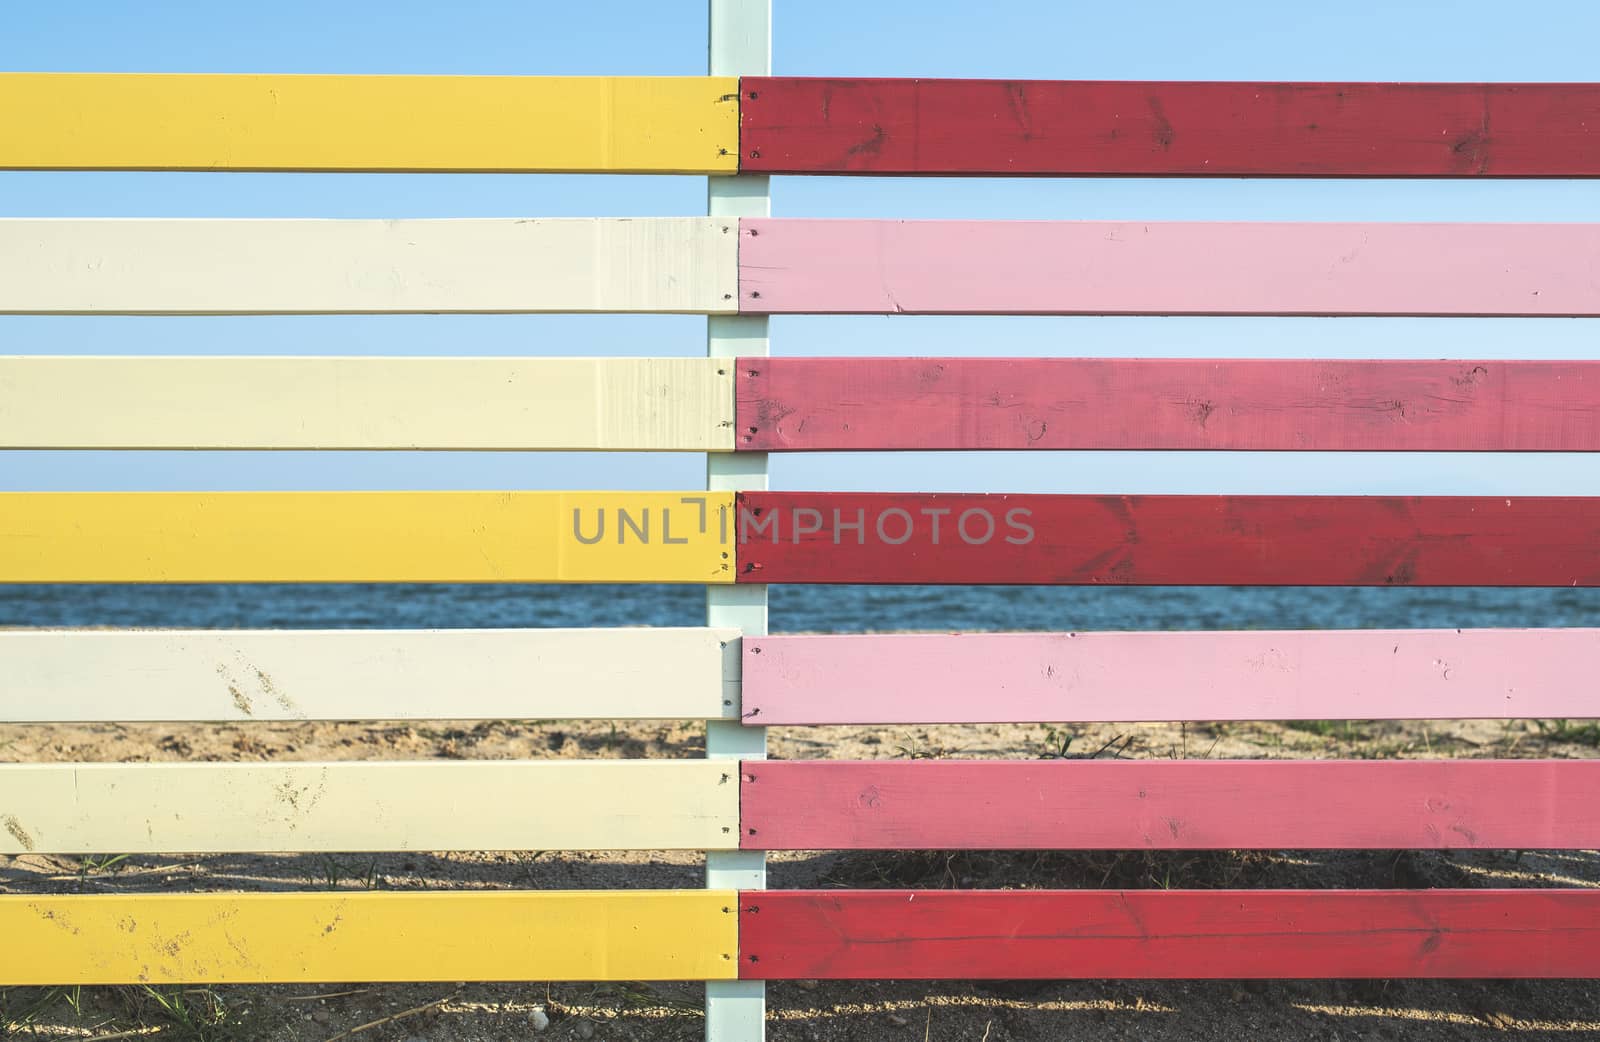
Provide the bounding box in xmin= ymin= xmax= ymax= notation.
xmin=733 ymin=493 xmax=1600 ymax=586
xmin=741 ymin=79 xmax=1600 ymax=177
xmin=739 ymin=760 xmax=1600 ymax=851
xmin=737 ymin=358 xmax=1600 ymax=452
xmin=740 ymin=890 xmax=1600 ymax=979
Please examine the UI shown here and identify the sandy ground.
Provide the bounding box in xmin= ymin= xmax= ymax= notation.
xmin=3 ymin=715 xmax=1600 ymax=1040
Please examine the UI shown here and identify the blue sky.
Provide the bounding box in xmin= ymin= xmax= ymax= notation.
xmin=3 ymin=0 xmax=1599 ymax=495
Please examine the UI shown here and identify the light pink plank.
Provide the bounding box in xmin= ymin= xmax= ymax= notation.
xmin=741 ymin=629 xmax=1600 ymax=725
xmin=739 ymin=760 xmax=1600 ymax=850
xmin=738 ymin=220 xmax=1600 ymax=316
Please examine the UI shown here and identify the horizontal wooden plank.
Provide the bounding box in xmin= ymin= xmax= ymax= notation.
xmin=740 ymin=79 xmax=1600 ymax=177
xmin=740 ymin=890 xmax=1600 ymax=979
xmin=0 ymin=356 xmax=735 ymax=450
xmin=0 ymin=218 xmax=737 ymax=314
xmin=0 ymin=890 xmax=736 ymax=983
xmin=739 ymin=760 xmax=1600 ymax=851
xmin=0 ymin=492 xmax=733 ymax=583
xmin=738 ymin=220 xmax=1600 ymax=316
xmin=1 ymin=627 xmax=736 ymax=722
xmin=740 ymin=629 xmax=1600 ymax=725
xmin=0 ymin=760 xmax=737 ymax=853
xmin=0 ymin=73 xmax=737 ymax=173
xmin=736 ymin=358 xmax=1600 ymax=452
xmin=734 ymin=493 xmax=1600 ymax=586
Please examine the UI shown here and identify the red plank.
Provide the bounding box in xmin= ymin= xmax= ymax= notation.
xmin=740 ymin=890 xmax=1600 ymax=979
xmin=740 ymin=79 xmax=1600 ymax=177
xmin=733 ymin=493 xmax=1600 ymax=586
xmin=739 ymin=760 xmax=1600 ymax=851
xmin=736 ymin=358 xmax=1600 ymax=452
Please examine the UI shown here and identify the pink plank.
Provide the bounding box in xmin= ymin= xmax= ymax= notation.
xmin=738 ymin=219 xmax=1600 ymax=316
xmin=742 ymin=890 xmax=1600 ymax=980
xmin=739 ymin=760 xmax=1600 ymax=851
xmin=736 ymin=358 xmax=1600 ymax=451
xmin=741 ymin=629 xmax=1600 ymax=725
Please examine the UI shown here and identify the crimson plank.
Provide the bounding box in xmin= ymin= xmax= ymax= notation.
xmin=733 ymin=493 xmax=1600 ymax=586
xmin=736 ymin=358 xmax=1600 ymax=452
xmin=740 ymin=890 xmax=1600 ymax=979
xmin=740 ymin=79 xmax=1600 ymax=177
xmin=739 ymin=760 xmax=1600 ymax=851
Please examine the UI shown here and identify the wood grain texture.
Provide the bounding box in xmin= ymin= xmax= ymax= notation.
xmin=0 ymin=218 xmax=737 ymax=314
xmin=0 ymin=492 xmax=734 ymax=583
xmin=0 ymin=760 xmax=737 ymax=853
xmin=0 ymin=891 xmax=737 ymax=983
xmin=736 ymin=358 xmax=1600 ymax=451
xmin=738 ymin=760 xmax=1600 ymax=850
xmin=1 ymin=627 xmax=737 ymax=722
xmin=734 ymin=493 xmax=1600 ymax=586
xmin=0 ymin=73 xmax=737 ymax=173
xmin=0 ymin=356 xmax=735 ymax=450
xmin=740 ymin=79 xmax=1600 ymax=177
xmin=737 ymin=220 xmax=1600 ymax=316
xmin=739 ymin=890 xmax=1600 ymax=979
xmin=741 ymin=629 xmax=1600 ymax=725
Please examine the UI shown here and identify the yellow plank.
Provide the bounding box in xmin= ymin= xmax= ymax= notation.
xmin=0 ymin=492 xmax=734 ymax=583
xmin=0 ymin=74 xmax=738 ymax=173
xmin=0 ymin=891 xmax=737 ymax=983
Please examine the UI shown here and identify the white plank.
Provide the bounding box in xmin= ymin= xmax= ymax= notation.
xmin=0 ymin=357 xmax=735 ymax=450
xmin=0 ymin=627 xmax=737 ymax=722
xmin=0 ymin=218 xmax=737 ymax=314
xmin=0 ymin=760 xmax=738 ymax=853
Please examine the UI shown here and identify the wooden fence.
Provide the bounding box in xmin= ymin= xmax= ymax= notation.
xmin=2 ymin=6 xmax=1599 ymax=1040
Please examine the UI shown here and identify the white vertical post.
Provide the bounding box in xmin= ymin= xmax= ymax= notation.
xmin=706 ymin=1 xmax=769 ymax=1040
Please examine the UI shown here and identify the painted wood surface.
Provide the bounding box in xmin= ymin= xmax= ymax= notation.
xmin=0 ymin=760 xmax=737 ymax=853
xmin=707 ymin=4 xmax=776 ymax=1036
xmin=737 ymin=220 xmax=1600 ymax=316
xmin=2 ymin=627 xmax=736 ymax=722
xmin=736 ymin=358 xmax=1600 ymax=452
xmin=0 ymin=492 xmax=734 ymax=583
xmin=734 ymin=493 xmax=1600 ymax=586
xmin=0 ymin=891 xmax=737 ymax=983
xmin=740 ymin=79 xmax=1600 ymax=177
xmin=739 ymin=890 xmax=1600 ymax=979
xmin=738 ymin=760 xmax=1600 ymax=850
xmin=739 ymin=629 xmax=1600 ymax=725
xmin=0 ymin=218 xmax=737 ymax=314
xmin=0 ymin=356 xmax=735 ymax=450
xmin=0 ymin=74 xmax=737 ymax=173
